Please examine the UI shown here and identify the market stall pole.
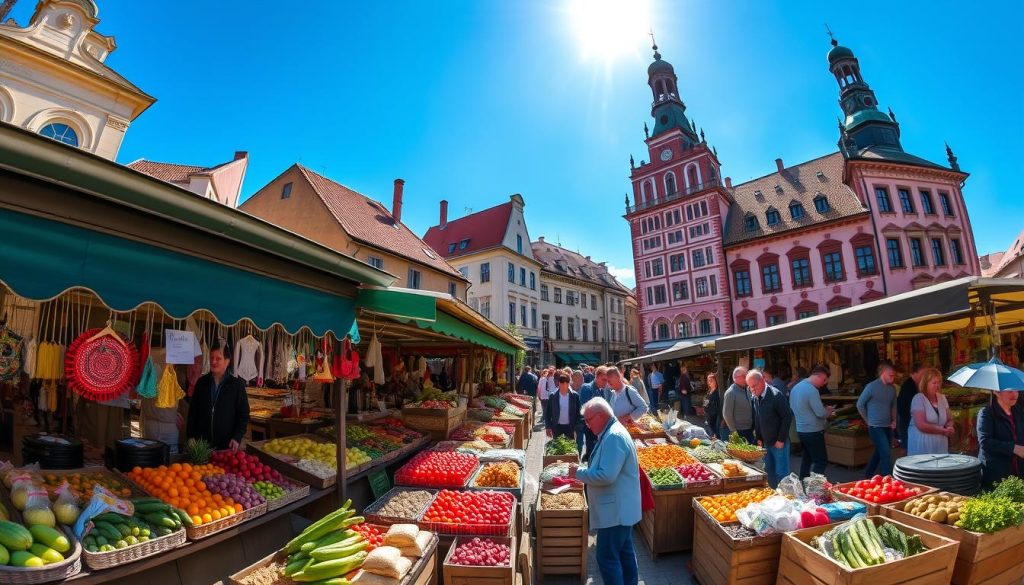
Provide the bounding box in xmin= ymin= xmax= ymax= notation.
xmin=337 ymin=377 xmax=348 ymax=502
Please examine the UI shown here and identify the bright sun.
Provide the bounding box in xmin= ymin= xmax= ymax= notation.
xmin=567 ymin=0 xmax=652 ymax=63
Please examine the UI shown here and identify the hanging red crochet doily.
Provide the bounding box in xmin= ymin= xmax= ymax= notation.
xmin=65 ymin=329 xmax=139 ymax=401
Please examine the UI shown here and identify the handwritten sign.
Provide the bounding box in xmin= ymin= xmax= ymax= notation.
xmin=368 ymin=469 xmax=391 ymax=500
xmin=165 ymin=329 xmax=199 ymax=364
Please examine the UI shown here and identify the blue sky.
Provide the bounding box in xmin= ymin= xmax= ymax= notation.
xmin=15 ymin=0 xmax=1022 ymax=286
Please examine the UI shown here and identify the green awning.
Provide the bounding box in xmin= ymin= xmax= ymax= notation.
xmin=0 ymin=208 xmax=357 ymax=338
xmin=355 ymin=288 xmax=518 ymax=354
xmin=575 ymin=353 xmax=601 ymax=364
xmin=554 ymin=352 xmax=574 ymax=363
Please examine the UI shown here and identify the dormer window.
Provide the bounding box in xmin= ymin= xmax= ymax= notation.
xmin=790 ymin=201 xmax=805 ymax=220
xmin=816 ymin=171 xmax=826 ymax=182
xmin=423 ymin=247 xmax=437 ymax=259
xmin=814 ymin=193 xmax=830 ymax=213
xmin=774 ymin=184 xmax=783 ymax=194
xmin=448 ymin=243 xmax=456 ymax=253
xmin=753 ymin=190 xmax=763 ymax=199
xmin=766 ymin=208 xmax=780 ymax=226
xmin=458 ymin=239 xmax=470 ymax=249
xmin=39 ymin=123 xmax=79 ymax=147
xmin=745 ymin=214 xmax=759 ymax=232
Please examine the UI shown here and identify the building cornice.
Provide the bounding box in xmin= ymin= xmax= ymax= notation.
xmin=723 ymin=211 xmax=872 ymax=251
xmin=539 ymin=268 xmax=628 ymax=296
xmin=845 ymin=159 xmax=968 ymax=184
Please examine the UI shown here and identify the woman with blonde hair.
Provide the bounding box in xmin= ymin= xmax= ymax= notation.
xmin=906 ymin=367 xmax=954 ymax=455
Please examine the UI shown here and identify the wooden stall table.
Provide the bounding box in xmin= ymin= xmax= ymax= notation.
xmin=691 ymin=499 xmax=782 ymax=585
xmin=266 ymin=416 xmax=329 ymax=439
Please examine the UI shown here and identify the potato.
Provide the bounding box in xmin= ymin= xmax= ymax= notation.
xmin=948 ymin=512 xmax=960 ymax=524
xmin=930 ymin=509 xmax=948 ymax=523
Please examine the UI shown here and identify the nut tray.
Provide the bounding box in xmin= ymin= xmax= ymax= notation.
xmin=363 ymin=486 xmax=438 ymax=524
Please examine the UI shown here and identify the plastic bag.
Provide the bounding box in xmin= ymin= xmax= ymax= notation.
xmin=803 ymin=473 xmax=833 ymax=505
xmin=820 ymin=501 xmax=865 ymax=521
xmin=19 ymin=477 xmax=55 ymax=527
xmin=9 ymin=469 xmax=40 ymax=511
xmin=736 ymin=495 xmax=802 ymax=535
xmin=73 ymin=485 xmax=134 ymax=539
xmin=778 ymin=473 xmax=806 ymax=500
xmin=53 ymin=482 xmax=82 ymax=526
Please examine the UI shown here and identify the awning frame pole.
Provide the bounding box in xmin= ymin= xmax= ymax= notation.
xmin=336 ymin=377 xmax=347 ymax=502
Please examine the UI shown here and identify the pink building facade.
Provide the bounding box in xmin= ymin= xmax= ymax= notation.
xmin=626 ymin=39 xmax=979 ymax=352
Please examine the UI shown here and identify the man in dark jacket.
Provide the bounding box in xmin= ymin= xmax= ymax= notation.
xmin=577 ymin=366 xmax=609 ymax=460
xmin=517 ymin=366 xmax=538 ymax=397
xmin=186 ymin=343 xmax=250 ymax=450
xmin=897 ymin=364 xmax=923 ymax=447
xmin=545 ymin=373 xmax=581 ymax=440
xmin=748 ymin=369 xmax=793 ymax=487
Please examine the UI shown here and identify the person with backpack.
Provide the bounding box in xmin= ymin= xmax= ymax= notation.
xmin=602 ymin=366 xmax=648 ymax=423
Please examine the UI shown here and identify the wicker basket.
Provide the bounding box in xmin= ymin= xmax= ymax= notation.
xmin=0 ymin=527 xmax=82 ymax=584
xmin=265 ymin=481 xmax=310 ymax=511
xmin=185 ymin=501 xmax=266 ymax=540
xmin=81 ymin=527 xmax=186 ymax=570
xmin=726 ymin=446 xmax=766 ymax=462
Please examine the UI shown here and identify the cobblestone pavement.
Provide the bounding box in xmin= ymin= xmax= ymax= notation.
xmin=524 ymin=409 xmax=863 ymax=585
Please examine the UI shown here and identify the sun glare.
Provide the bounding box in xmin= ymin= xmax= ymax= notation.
xmin=567 ymin=0 xmax=651 ymax=63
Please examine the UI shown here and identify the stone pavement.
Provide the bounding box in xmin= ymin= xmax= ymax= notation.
xmin=523 ymin=410 xmax=864 ymax=585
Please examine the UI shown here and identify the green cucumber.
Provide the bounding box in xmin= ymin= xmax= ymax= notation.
xmin=284 ymin=503 xmax=353 ymax=554
xmin=292 ymin=551 xmax=366 ymax=582
xmin=309 ymin=539 xmax=367 ymax=561
xmin=144 ymin=513 xmax=178 ymax=529
xmin=94 ymin=521 xmax=122 ymax=541
xmin=857 ymin=519 xmax=884 ymax=564
xmin=301 ymin=530 xmax=357 ymax=553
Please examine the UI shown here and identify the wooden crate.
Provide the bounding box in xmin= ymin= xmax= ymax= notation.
xmin=442 ymin=536 xmax=516 ymax=585
xmin=825 ymin=431 xmax=874 ymax=468
xmin=245 ymin=433 xmax=336 ymax=488
xmin=542 ymin=453 xmax=579 ymax=467
xmin=776 ymin=516 xmax=959 ymax=585
xmin=691 ymin=498 xmax=782 ymax=585
xmin=831 ymin=480 xmax=936 ymax=516
xmin=638 ymin=477 xmax=743 ymax=559
xmin=534 ymin=489 xmax=588 ymax=580
xmin=402 ymin=405 xmax=467 ymax=439
xmin=706 ymin=462 xmax=769 ymax=488
xmin=883 ymin=493 xmax=1024 ymax=585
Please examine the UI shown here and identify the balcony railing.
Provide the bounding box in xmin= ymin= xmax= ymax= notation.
xmin=626 ymin=176 xmax=721 ymax=214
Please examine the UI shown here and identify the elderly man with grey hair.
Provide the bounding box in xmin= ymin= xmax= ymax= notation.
xmin=571 ymin=370 xmax=584 ymax=392
xmin=723 ymin=366 xmax=755 ymax=443
xmin=569 ymin=397 xmax=640 ymax=585
xmin=747 ymin=368 xmax=793 ymax=487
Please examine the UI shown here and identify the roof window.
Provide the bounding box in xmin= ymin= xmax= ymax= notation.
xmin=423 ymin=247 xmax=437 ymax=259
xmin=744 ymin=214 xmax=759 ymax=232
xmin=458 ymin=239 xmax=470 ymax=249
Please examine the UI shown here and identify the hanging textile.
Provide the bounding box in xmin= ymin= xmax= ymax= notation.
xmin=0 ymin=325 xmax=23 ymax=382
xmin=310 ymin=337 xmax=335 ymax=383
xmin=155 ymin=364 xmax=184 ymax=408
xmin=136 ymin=357 xmax=158 ymax=399
xmin=64 ymin=328 xmax=139 ymax=401
xmin=366 ymin=333 xmax=385 ymax=385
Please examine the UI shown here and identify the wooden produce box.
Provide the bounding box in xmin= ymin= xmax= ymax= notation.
xmin=706 ymin=462 xmax=769 ymax=488
xmin=245 ymin=433 xmax=336 ymax=489
xmin=831 ymin=480 xmax=936 ymax=516
xmin=776 ymin=516 xmax=959 ymax=585
xmin=691 ymin=498 xmax=782 ymax=585
xmin=638 ymin=476 xmax=735 ymax=558
xmin=535 ymin=489 xmax=588 ymax=580
xmin=443 ymin=536 xmax=516 ymax=585
xmin=542 ymin=453 xmax=580 ymax=467
xmin=402 ymin=405 xmax=467 ymax=441
xmin=884 ymin=493 xmax=1024 ymax=585
xmin=825 ymin=431 xmax=874 ymax=468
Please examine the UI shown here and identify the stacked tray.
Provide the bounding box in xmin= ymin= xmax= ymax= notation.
xmin=894 ymin=453 xmax=981 ymax=495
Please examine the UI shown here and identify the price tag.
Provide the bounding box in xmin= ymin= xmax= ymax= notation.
xmin=368 ymin=469 xmax=390 ymax=500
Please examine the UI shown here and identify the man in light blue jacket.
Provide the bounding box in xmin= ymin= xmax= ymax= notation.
xmin=571 ymin=397 xmax=640 ymax=585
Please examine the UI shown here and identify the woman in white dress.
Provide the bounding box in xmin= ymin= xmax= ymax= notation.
xmin=907 ymin=367 xmax=954 ymax=456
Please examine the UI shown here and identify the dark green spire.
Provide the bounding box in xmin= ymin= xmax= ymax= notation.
xmin=645 ymin=42 xmax=699 ymax=144
xmin=827 ymin=37 xmax=902 ymax=152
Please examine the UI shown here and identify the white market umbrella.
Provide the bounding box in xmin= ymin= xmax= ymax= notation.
xmin=947 ymin=357 xmax=1024 ymax=392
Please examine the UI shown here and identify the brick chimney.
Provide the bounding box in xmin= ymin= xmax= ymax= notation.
xmin=725 ymin=177 xmax=733 ymax=189
xmin=439 ymin=199 xmax=448 ymax=227
xmin=775 ymin=158 xmax=785 ymax=173
xmin=392 ymin=179 xmax=405 ymax=223
xmin=234 ymin=151 xmax=248 ymax=161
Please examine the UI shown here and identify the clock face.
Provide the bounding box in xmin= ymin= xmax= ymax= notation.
xmin=660 ymin=148 xmax=673 ymax=162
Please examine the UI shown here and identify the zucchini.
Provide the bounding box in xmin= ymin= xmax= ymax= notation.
xmin=284 ymin=503 xmax=353 ymax=554
xmin=301 ymin=530 xmax=358 ymax=554
xmin=144 ymin=513 xmax=178 ymax=529
xmin=854 ymin=520 xmax=882 ymax=565
xmin=292 ymin=551 xmax=367 ymax=582
xmin=841 ymin=530 xmax=865 ymax=568
xmin=94 ymin=521 xmax=123 ymax=541
xmin=309 ymin=540 xmax=367 ymax=561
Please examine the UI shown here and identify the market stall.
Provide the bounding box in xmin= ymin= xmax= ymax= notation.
xmin=0 ymin=124 xmax=398 ymax=583
xmin=620 ymin=338 xmax=718 ymax=413
xmin=715 ymin=278 xmax=1024 ymax=456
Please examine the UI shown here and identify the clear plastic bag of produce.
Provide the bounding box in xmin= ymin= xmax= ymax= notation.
xmin=53 ymin=482 xmax=82 ymax=526
xmin=479 ymin=449 xmax=526 ymax=468
xmin=804 ymin=472 xmax=834 ymax=504
xmin=778 ymin=473 xmax=807 ymax=500
xmin=680 ymin=426 xmax=709 ymax=441
xmin=736 ymin=495 xmax=802 ymax=535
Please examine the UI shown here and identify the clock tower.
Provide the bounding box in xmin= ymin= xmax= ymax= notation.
xmin=625 ymin=41 xmax=734 ymax=352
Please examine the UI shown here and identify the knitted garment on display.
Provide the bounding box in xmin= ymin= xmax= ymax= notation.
xmin=65 ymin=328 xmax=140 ymax=401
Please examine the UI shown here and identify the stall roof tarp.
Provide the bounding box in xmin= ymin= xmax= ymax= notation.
xmin=622 ymin=337 xmax=717 ymax=365
xmin=356 ymin=286 xmax=525 ymax=353
xmin=0 ymin=208 xmax=358 ymax=337
xmin=715 ymin=277 xmax=1024 ymax=353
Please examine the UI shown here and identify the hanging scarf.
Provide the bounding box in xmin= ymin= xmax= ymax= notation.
xmin=155 ymin=364 xmax=184 ymax=408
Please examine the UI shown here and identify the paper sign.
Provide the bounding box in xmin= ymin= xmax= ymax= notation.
xmin=368 ymin=470 xmax=391 ymax=500
xmin=377 ymin=400 xmax=388 ymax=413
xmin=165 ymin=329 xmax=199 ymax=364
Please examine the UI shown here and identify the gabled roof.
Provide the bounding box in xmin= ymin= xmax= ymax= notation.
xmin=294 ymin=165 xmax=465 ymax=280
xmin=531 ymin=239 xmax=631 ymax=294
xmin=723 ymin=152 xmax=868 ymax=246
xmin=422 ymin=202 xmax=513 ymax=259
xmin=127 ymin=159 xmax=218 ymax=186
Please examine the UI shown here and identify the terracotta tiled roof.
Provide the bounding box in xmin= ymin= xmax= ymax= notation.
xmin=530 ymin=239 xmax=630 ymax=293
xmin=422 ymin=203 xmax=513 ymax=260
xmin=127 ymin=159 xmax=217 ymax=185
xmin=296 ymin=165 xmax=465 ymax=280
xmin=723 ymin=152 xmax=868 ymax=246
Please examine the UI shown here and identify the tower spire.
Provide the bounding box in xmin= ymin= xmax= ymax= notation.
xmin=828 ymin=36 xmax=902 ymax=154
xmin=946 ymin=142 xmax=960 ymax=171
xmin=643 ymin=40 xmax=699 ymax=145
xmin=649 ymin=30 xmax=660 ymax=60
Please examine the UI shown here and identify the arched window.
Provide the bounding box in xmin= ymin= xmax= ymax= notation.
xmin=657 ymin=323 xmax=670 ymax=340
xmin=642 ymin=180 xmax=653 ymax=203
xmin=684 ymin=163 xmax=700 ymax=189
xmin=665 ymin=172 xmax=677 ymax=195
xmin=39 ymin=123 xmax=79 ymax=147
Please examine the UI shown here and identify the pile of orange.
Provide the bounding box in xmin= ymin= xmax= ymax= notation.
xmin=127 ymin=463 xmax=240 ymax=526
xmin=697 ymin=487 xmax=775 ymax=523
xmin=42 ymin=472 xmax=133 ymax=500
xmin=637 ymin=444 xmax=697 ymax=471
